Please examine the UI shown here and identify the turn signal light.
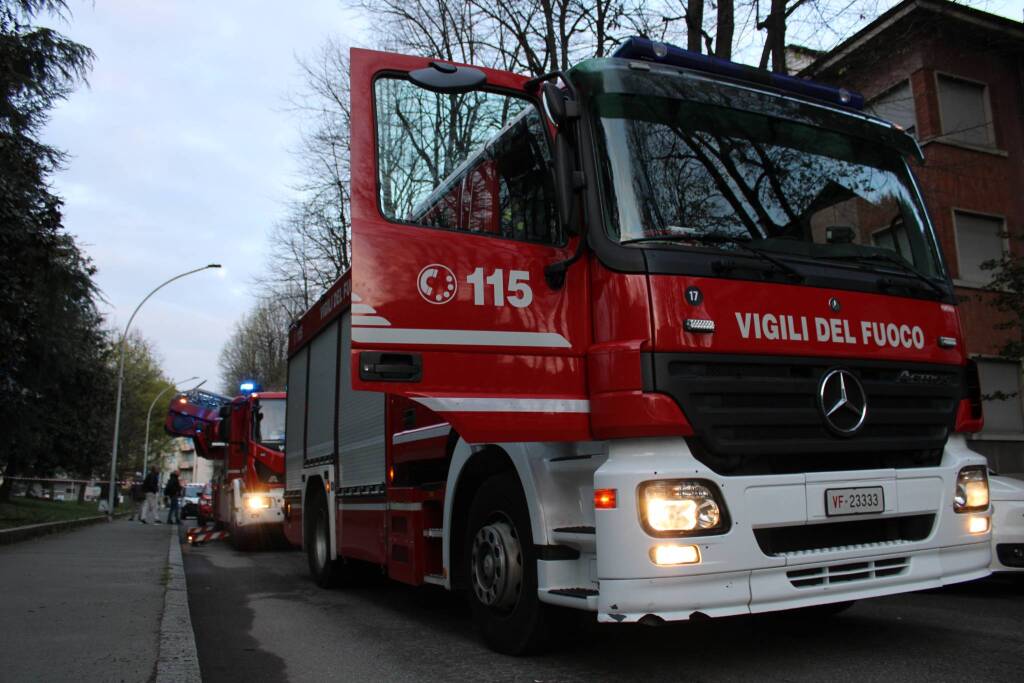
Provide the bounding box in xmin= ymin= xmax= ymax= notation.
xmin=968 ymin=516 xmax=990 ymax=534
xmin=594 ymin=488 xmax=617 ymax=509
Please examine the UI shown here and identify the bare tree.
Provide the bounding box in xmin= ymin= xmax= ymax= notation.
xmin=217 ymin=298 xmax=292 ymax=393
xmin=256 ymin=39 xmax=351 ymax=317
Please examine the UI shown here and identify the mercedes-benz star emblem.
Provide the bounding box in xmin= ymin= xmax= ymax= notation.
xmin=818 ymin=369 xmax=867 ymax=436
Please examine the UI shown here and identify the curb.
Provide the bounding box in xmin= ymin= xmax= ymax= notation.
xmin=157 ymin=527 xmax=202 ymax=682
xmin=0 ymin=513 xmax=123 ymax=546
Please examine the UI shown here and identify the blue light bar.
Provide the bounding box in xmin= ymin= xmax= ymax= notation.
xmin=239 ymin=381 xmax=257 ymax=393
xmin=612 ymin=37 xmax=864 ymax=110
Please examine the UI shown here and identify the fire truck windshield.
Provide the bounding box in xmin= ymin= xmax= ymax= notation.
xmin=254 ymin=398 xmax=285 ymax=449
xmin=593 ymin=90 xmax=946 ymax=280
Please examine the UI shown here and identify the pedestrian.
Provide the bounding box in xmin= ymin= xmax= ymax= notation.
xmin=127 ymin=474 xmax=145 ymax=521
xmin=165 ymin=471 xmax=183 ymax=525
xmin=140 ymin=466 xmax=160 ymax=524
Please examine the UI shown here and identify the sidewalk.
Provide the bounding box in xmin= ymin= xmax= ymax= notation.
xmin=0 ymin=519 xmax=178 ymax=682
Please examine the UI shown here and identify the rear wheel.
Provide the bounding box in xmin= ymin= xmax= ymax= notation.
xmin=466 ymin=472 xmax=555 ymax=655
xmin=306 ymin=489 xmax=342 ymax=588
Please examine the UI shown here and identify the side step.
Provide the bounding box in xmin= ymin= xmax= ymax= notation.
xmin=548 ymin=587 xmax=598 ymax=599
xmin=543 ymin=586 xmax=600 ymax=611
xmin=551 ymin=526 xmax=596 ymax=553
xmin=423 ymin=573 xmax=446 ymax=587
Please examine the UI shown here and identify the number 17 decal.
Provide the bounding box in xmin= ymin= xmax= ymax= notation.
xmin=467 ymin=268 xmax=533 ymax=308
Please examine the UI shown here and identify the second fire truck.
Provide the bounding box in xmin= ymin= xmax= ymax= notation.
xmin=166 ymin=386 xmax=287 ymax=548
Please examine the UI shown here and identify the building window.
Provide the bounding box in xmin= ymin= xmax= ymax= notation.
xmin=954 ymin=211 xmax=1004 ymax=285
xmin=868 ymin=81 xmax=916 ymax=137
xmin=937 ymin=74 xmax=993 ymax=147
xmin=872 ymin=219 xmax=912 ymax=258
xmin=977 ymin=359 xmax=1024 ymax=435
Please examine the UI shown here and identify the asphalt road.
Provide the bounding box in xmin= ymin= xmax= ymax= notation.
xmin=181 ymin=530 xmax=1023 ymax=682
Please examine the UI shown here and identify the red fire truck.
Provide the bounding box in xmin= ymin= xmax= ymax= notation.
xmin=167 ymin=387 xmax=287 ymax=548
xmin=283 ymin=38 xmax=992 ymax=654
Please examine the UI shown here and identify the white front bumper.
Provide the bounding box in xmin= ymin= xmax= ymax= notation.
xmin=592 ymin=435 xmax=992 ymax=623
xmin=991 ymin=497 xmax=1024 ymax=572
xmin=235 ymin=489 xmax=285 ymax=527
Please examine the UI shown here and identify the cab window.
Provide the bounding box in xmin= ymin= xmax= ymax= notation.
xmin=374 ymin=78 xmax=561 ymax=245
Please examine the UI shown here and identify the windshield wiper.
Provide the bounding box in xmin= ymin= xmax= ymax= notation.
xmin=626 ymin=233 xmax=805 ymax=282
xmin=819 ymin=252 xmax=947 ymax=298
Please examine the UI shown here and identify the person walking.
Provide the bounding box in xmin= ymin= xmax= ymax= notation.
xmin=164 ymin=471 xmax=183 ymax=525
xmin=127 ymin=474 xmax=145 ymax=521
xmin=140 ymin=466 xmax=160 ymax=524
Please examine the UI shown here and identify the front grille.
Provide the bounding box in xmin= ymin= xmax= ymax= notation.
xmin=754 ymin=514 xmax=935 ymax=556
xmin=647 ymin=354 xmax=962 ymax=474
xmin=787 ymin=557 xmax=909 ymax=588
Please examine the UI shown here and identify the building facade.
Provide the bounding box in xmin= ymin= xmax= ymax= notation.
xmin=805 ymin=0 xmax=1024 ymax=473
xmin=159 ymin=436 xmax=213 ymax=486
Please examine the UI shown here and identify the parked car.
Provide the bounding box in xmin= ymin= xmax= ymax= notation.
xmin=182 ymin=484 xmax=205 ymax=520
xmin=990 ymin=473 xmax=1024 ymax=573
xmin=197 ymin=482 xmax=213 ymax=526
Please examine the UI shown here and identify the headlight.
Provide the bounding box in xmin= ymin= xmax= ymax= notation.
xmin=954 ymin=467 xmax=989 ymax=513
xmin=639 ymin=480 xmax=727 ymax=536
xmin=246 ymin=494 xmax=271 ymax=510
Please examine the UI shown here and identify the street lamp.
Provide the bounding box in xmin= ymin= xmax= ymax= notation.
xmin=143 ymin=376 xmax=204 ymax=477
xmin=106 ymin=264 xmax=221 ymax=517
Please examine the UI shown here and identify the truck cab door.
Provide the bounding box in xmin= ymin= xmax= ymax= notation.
xmin=349 ymin=49 xmax=589 ymax=444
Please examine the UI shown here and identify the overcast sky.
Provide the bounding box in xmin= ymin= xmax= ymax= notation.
xmin=44 ymin=0 xmax=365 ymax=394
xmin=43 ymin=1 xmax=1020 ymax=394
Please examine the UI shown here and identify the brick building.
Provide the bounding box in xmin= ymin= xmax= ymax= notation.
xmin=804 ymin=0 xmax=1024 ymax=472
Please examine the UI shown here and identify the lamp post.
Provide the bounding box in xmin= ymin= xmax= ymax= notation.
xmin=106 ymin=264 xmax=221 ymax=517
xmin=143 ymin=376 xmax=203 ymax=477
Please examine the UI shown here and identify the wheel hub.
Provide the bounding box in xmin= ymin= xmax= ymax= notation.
xmin=470 ymin=519 xmax=523 ymax=611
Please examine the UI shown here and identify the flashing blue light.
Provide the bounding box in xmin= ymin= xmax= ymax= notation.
xmin=239 ymin=381 xmax=257 ymax=394
xmin=611 ymin=37 xmax=864 ymax=110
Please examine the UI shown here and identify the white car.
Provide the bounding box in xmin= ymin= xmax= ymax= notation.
xmin=989 ymin=473 xmax=1024 ymax=572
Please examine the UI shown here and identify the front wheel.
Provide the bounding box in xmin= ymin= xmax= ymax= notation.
xmin=466 ymin=472 xmax=554 ymax=655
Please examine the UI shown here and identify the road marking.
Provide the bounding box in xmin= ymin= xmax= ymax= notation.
xmin=157 ymin=527 xmax=201 ymax=683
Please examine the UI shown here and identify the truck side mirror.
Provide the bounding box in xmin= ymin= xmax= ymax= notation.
xmin=541 ymin=82 xmax=583 ymax=233
xmin=541 ymin=81 xmax=578 ymax=128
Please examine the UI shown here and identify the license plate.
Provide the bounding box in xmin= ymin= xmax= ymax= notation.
xmin=825 ymin=486 xmax=884 ymax=517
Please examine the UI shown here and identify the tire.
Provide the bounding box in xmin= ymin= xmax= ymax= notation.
xmin=307 ymin=490 xmax=341 ymax=588
xmin=465 ymin=472 xmax=552 ymax=655
xmin=229 ymin=515 xmax=250 ymax=551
